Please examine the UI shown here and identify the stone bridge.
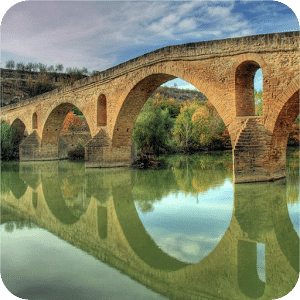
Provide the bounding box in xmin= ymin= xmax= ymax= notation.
xmin=1 ymin=162 xmax=299 ymax=300
xmin=0 ymin=31 xmax=299 ymax=183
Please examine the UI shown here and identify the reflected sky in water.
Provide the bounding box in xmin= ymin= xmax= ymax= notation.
xmin=136 ymin=179 xmax=234 ymax=263
xmin=1 ymin=150 xmax=299 ymax=300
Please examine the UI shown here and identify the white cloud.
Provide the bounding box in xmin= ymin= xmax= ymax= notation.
xmin=1 ymin=1 xmax=297 ymax=71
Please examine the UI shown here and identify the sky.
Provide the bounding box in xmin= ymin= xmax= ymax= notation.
xmin=1 ymin=0 xmax=299 ymax=91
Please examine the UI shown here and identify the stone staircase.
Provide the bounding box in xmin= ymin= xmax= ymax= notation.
xmin=234 ymin=117 xmax=268 ymax=151
xmin=234 ymin=117 xmax=272 ymax=183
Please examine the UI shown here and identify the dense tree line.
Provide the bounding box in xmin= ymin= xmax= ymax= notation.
xmin=5 ymin=60 xmax=99 ymax=76
xmin=132 ymin=93 xmax=230 ymax=154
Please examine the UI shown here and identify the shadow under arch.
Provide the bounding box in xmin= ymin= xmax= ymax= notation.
xmin=269 ymin=89 xmax=299 ymax=172
xmin=11 ymin=118 xmax=28 ymax=159
xmin=41 ymin=162 xmax=90 ymax=225
xmin=113 ymin=184 xmax=189 ymax=271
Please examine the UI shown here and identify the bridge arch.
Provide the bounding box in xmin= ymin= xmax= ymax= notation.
xmin=40 ymin=102 xmax=92 ymax=159
xmin=11 ymin=118 xmax=28 ymax=149
xmin=233 ymin=53 xmax=269 ymax=118
xmin=111 ymin=68 xmax=230 ymax=148
xmin=267 ymin=88 xmax=299 ymax=177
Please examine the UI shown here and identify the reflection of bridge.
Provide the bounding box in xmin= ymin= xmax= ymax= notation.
xmin=0 ymin=32 xmax=299 ymax=183
xmin=1 ymin=162 xmax=299 ymax=300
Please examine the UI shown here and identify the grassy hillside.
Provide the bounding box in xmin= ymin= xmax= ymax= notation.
xmin=0 ymin=68 xmax=206 ymax=107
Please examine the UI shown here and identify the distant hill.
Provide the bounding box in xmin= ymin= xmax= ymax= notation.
xmin=153 ymin=86 xmax=207 ymax=103
xmin=0 ymin=68 xmax=87 ymax=107
xmin=1 ymin=68 xmax=207 ymax=107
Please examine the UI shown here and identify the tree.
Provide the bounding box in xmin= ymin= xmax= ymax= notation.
xmin=90 ymin=70 xmax=99 ymax=76
xmin=132 ymin=105 xmax=174 ymax=155
xmin=55 ymin=64 xmax=64 ymax=72
xmin=255 ymin=90 xmax=263 ymax=116
xmin=22 ymin=73 xmax=55 ymax=97
xmin=25 ymin=62 xmax=35 ymax=72
xmin=16 ymin=62 xmax=26 ymax=71
xmin=152 ymin=93 xmax=181 ymax=118
xmin=192 ymin=102 xmax=226 ymax=148
xmin=47 ymin=65 xmax=55 ymax=72
xmin=72 ymin=106 xmax=83 ymax=116
xmin=0 ymin=123 xmax=19 ymax=160
xmin=81 ymin=67 xmax=88 ymax=75
xmin=173 ymin=101 xmax=200 ymax=148
xmin=5 ymin=60 xmax=15 ymax=69
xmin=32 ymin=63 xmax=39 ymax=72
xmin=38 ymin=63 xmax=47 ymax=72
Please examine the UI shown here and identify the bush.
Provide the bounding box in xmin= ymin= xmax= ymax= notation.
xmin=22 ymin=73 xmax=56 ymax=97
xmin=132 ymin=105 xmax=174 ymax=155
xmin=0 ymin=123 xmax=19 ymax=160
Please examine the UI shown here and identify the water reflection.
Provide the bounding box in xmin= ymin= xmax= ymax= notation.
xmin=1 ymin=151 xmax=299 ymax=300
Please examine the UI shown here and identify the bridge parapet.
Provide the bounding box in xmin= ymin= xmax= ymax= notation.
xmin=0 ymin=31 xmax=298 ymax=113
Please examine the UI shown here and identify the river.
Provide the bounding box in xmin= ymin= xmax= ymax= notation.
xmin=1 ymin=150 xmax=299 ymax=300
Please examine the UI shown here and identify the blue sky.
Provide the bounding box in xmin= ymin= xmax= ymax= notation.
xmin=1 ymin=1 xmax=299 ymax=91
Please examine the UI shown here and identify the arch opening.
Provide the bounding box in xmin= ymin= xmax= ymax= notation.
xmin=254 ymin=68 xmax=263 ymax=116
xmin=270 ymin=90 xmax=299 ymax=175
xmin=11 ymin=118 xmax=27 ymax=143
xmin=41 ymin=103 xmax=92 ymax=160
xmin=9 ymin=118 xmax=28 ymax=160
xmin=112 ymin=74 xmax=232 ymax=156
xmin=236 ymin=61 xmax=262 ymax=117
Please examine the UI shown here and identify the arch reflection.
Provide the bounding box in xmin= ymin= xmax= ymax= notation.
xmin=1 ymin=151 xmax=299 ymax=300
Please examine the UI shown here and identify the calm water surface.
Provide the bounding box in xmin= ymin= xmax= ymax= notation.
xmin=1 ymin=150 xmax=299 ymax=300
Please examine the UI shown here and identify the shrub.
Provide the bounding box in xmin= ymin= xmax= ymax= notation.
xmin=132 ymin=105 xmax=174 ymax=155
xmin=0 ymin=123 xmax=19 ymax=160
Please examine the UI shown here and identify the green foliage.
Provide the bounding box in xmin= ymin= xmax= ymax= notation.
xmin=55 ymin=64 xmax=64 ymax=72
xmin=90 ymin=70 xmax=99 ymax=76
xmin=152 ymin=93 xmax=181 ymax=118
xmin=16 ymin=62 xmax=25 ymax=71
xmin=193 ymin=106 xmax=226 ymax=148
xmin=72 ymin=106 xmax=83 ymax=116
xmin=255 ymin=90 xmax=263 ymax=116
xmin=132 ymin=105 xmax=174 ymax=155
xmin=25 ymin=62 xmax=35 ymax=72
xmin=173 ymin=101 xmax=201 ymax=148
xmin=38 ymin=63 xmax=47 ymax=72
xmin=81 ymin=67 xmax=88 ymax=75
xmin=0 ymin=123 xmax=19 ymax=160
xmin=47 ymin=65 xmax=55 ymax=72
xmin=173 ymin=101 xmax=227 ymax=150
xmin=5 ymin=60 xmax=15 ymax=69
xmin=22 ymin=73 xmax=55 ymax=97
